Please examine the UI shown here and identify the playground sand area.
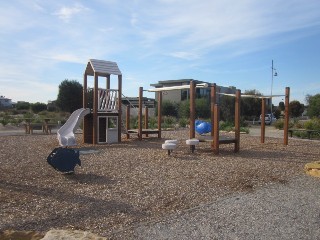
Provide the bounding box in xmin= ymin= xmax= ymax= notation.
xmin=1 ymin=129 xmax=320 ymax=239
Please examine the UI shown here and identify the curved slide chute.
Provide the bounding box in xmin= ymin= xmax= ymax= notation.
xmin=57 ymin=108 xmax=90 ymax=147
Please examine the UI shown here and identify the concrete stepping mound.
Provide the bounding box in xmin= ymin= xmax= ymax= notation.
xmin=162 ymin=141 xmax=177 ymax=155
xmin=186 ymin=138 xmax=199 ymax=153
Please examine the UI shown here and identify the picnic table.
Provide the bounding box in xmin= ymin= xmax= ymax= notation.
xmin=23 ymin=118 xmax=55 ymax=134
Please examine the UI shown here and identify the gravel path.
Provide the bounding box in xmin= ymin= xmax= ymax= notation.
xmin=116 ymin=175 xmax=320 ymax=240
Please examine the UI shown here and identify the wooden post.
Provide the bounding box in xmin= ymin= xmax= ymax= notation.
xmin=145 ymin=106 xmax=149 ymax=137
xmin=284 ymin=87 xmax=290 ymax=145
xmin=261 ymin=98 xmax=266 ymax=143
xmin=189 ymin=81 xmax=196 ymax=152
xmin=83 ymin=73 xmax=88 ymax=144
xmin=93 ymin=73 xmax=98 ymax=145
xmin=158 ymin=91 xmax=162 ymax=138
xmin=83 ymin=74 xmax=88 ymax=108
xmin=138 ymin=87 xmax=143 ymax=141
xmin=211 ymin=84 xmax=216 ymax=142
xmin=190 ymin=81 xmax=196 ymax=139
xmin=106 ymin=75 xmax=110 ymax=90
xmin=213 ymin=104 xmax=219 ymax=154
xmin=118 ymin=75 xmax=122 ymax=142
xmin=126 ymin=105 xmax=130 ymax=139
xmin=235 ymin=89 xmax=241 ymax=152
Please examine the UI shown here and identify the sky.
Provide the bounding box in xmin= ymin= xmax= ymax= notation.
xmin=1 ymin=0 xmax=320 ymax=106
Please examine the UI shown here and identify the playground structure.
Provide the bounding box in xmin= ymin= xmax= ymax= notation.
xmin=55 ymin=59 xmax=290 ymax=153
xmin=49 ymin=60 xmax=291 ymax=173
xmin=130 ymin=81 xmax=290 ymax=154
xmin=82 ymin=59 xmax=123 ymax=145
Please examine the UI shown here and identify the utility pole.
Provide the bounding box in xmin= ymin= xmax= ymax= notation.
xmin=271 ymin=60 xmax=277 ymax=116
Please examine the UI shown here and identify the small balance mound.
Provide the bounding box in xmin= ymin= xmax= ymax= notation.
xmin=304 ymin=161 xmax=320 ymax=178
xmin=162 ymin=139 xmax=178 ymax=155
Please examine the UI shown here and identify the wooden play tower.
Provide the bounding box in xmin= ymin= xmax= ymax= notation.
xmin=83 ymin=59 xmax=122 ymax=144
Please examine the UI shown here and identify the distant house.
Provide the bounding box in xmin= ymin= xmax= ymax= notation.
xmin=0 ymin=96 xmax=13 ymax=108
xmin=122 ymin=97 xmax=155 ymax=108
xmin=150 ymin=79 xmax=236 ymax=103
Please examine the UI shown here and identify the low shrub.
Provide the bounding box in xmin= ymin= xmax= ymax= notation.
xmin=178 ymin=118 xmax=188 ymax=128
xmin=304 ymin=118 xmax=320 ymax=130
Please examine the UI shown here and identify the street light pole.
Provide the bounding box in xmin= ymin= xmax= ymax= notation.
xmin=271 ymin=60 xmax=277 ymax=116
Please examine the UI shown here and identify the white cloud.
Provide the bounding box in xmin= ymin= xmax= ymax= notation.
xmin=1 ymin=0 xmax=320 ymax=103
xmin=53 ymin=3 xmax=90 ymax=22
xmin=169 ymin=51 xmax=200 ymax=60
xmin=127 ymin=0 xmax=320 ymax=56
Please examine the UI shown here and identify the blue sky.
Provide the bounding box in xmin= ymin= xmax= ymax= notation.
xmin=1 ymin=0 xmax=320 ymax=106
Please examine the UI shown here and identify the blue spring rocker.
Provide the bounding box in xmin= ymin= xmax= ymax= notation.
xmin=195 ymin=120 xmax=212 ymax=135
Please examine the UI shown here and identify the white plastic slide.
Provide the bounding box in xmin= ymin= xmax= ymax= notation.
xmin=57 ymin=108 xmax=90 ymax=147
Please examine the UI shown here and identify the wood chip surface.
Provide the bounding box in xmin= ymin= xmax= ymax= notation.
xmin=1 ymin=129 xmax=319 ymax=238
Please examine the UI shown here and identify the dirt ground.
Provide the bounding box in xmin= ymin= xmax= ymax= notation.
xmin=1 ymin=128 xmax=319 ymax=238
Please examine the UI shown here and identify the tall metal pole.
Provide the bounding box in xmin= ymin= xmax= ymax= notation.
xmin=270 ymin=60 xmax=278 ymax=116
xmin=271 ymin=60 xmax=274 ymax=115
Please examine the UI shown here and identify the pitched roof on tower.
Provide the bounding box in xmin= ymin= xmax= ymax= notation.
xmin=85 ymin=59 xmax=122 ymax=76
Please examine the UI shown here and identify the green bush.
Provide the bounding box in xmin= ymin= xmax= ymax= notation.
xmin=179 ymin=118 xmax=189 ymax=128
xmin=178 ymin=100 xmax=190 ymax=119
xmin=163 ymin=116 xmax=176 ymax=128
xmin=148 ymin=116 xmax=158 ymax=129
xmin=130 ymin=116 xmax=138 ymax=129
xmin=274 ymin=119 xmax=294 ymax=130
xmin=0 ymin=114 xmax=10 ymax=126
xmin=162 ymin=100 xmax=178 ymax=117
xmin=304 ymin=118 xmax=320 ymax=130
xmin=240 ymin=127 xmax=250 ymax=134
xmin=31 ymin=102 xmax=47 ymax=113
xmin=219 ymin=121 xmax=234 ymax=132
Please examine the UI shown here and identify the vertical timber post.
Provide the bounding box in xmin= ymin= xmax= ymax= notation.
xmin=93 ymin=73 xmax=98 ymax=145
xmin=126 ymin=105 xmax=130 ymax=139
xmin=118 ymin=75 xmax=122 ymax=142
xmin=106 ymin=75 xmax=110 ymax=90
xmin=284 ymin=87 xmax=290 ymax=145
xmin=235 ymin=89 xmax=241 ymax=152
xmin=145 ymin=106 xmax=149 ymax=137
xmin=211 ymin=83 xmax=216 ymax=149
xmin=213 ymin=104 xmax=219 ymax=154
xmin=83 ymin=73 xmax=88 ymax=144
xmin=158 ymin=91 xmax=162 ymax=138
xmin=138 ymin=87 xmax=143 ymax=141
xmin=189 ymin=81 xmax=196 ymax=152
xmin=261 ymin=98 xmax=266 ymax=143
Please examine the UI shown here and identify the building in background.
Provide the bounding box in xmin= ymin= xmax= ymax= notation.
xmin=150 ymin=79 xmax=236 ymax=103
xmin=0 ymin=96 xmax=13 ymax=108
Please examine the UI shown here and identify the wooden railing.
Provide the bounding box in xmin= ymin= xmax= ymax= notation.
xmin=98 ymin=89 xmax=118 ymax=112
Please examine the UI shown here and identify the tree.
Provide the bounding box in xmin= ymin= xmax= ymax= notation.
xmin=56 ymin=79 xmax=83 ymax=113
xmin=219 ymin=95 xmax=235 ymax=122
xmin=31 ymin=102 xmax=47 ymax=113
xmin=241 ymin=89 xmax=262 ymax=120
xmin=306 ymin=94 xmax=320 ymax=118
xmin=289 ymin=100 xmax=304 ymax=118
xmin=278 ymin=101 xmax=285 ymax=111
xmin=16 ymin=101 xmax=30 ymax=110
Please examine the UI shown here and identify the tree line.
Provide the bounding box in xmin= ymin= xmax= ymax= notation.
xmin=13 ymin=79 xmax=320 ymax=121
